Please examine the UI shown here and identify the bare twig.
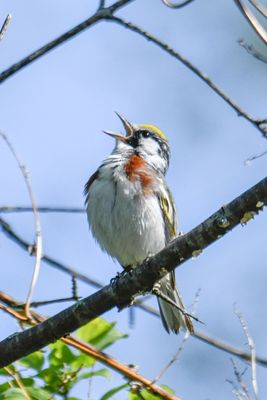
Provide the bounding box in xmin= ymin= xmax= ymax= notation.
xmin=0 ymin=206 xmax=85 ymax=213
xmin=0 ymin=292 xmax=180 ymax=400
xmin=227 ymin=358 xmax=252 ymax=400
xmin=0 ymin=0 xmax=133 ymax=84
xmin=245 ymin=148 xmax=267 ymax=164
xmin=154 ymin=331 xmax=190 ymax=385
xmin=4 ymin=366 xmax=32 ymax=400
xmin=234 ymin=0 xmax=267 ymax=46
xmin=0 ymin=132 xmax=42 ymax=321
xmin=98 ymin=0 xmax=106 ymax=10
xmin=161 ymin=0 xmax=196 ymax=8
xmin=71 ymin=274 xmax=79 ymax=300
xmin=0 ymin=177 xmax=266 ymax=365
xmin=152 ymin=289 xmax=200 ymax=384
xmin=248 ymin=0 xmax=267 ymax=18
xmin=238 ymin=39 xmax=267 ymax=64
xmin=235 ymin=308 xmax=259 ymax=399
xmin=110 ymin=16 xmax=267 ymax=138
xmin=0 ymin=14 xmax=11 ymax=41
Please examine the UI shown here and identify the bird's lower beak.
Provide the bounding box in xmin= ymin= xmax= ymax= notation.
xmin=102 ymin=130 xmax=127 ymax=142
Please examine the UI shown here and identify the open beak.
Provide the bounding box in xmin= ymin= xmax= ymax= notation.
xmin=102 ymin=113 xmax=133 ymax=142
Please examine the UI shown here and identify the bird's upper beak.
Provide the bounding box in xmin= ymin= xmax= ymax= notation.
xmin=102 ymin=112 xmax=133 ymax=142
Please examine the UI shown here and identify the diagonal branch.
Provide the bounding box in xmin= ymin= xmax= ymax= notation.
xmin=161 ymin=0 xmax=196 ymax=8
xmin=0 ymin=0 xmax=134 ymax=84
xmin=110 ymin=15 xmax=267 ymax=138
xmin=0 ymin=177 xmax=266 ymax=366
xmin=234 ymin=0 xmax=267 ymax=46
xmin=0 ymin=14 xmax=11 ymax=41
xmin=1 ymin=209 xmax=267 ymax=367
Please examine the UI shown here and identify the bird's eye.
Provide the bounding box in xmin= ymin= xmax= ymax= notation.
xmin=141 ymin=130 xmax=150 ymax=138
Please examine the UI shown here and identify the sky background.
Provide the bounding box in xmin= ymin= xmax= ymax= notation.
xmin=0 ymin=0 xmax=267 ymax=399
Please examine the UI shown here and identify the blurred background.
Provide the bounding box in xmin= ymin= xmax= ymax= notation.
xmin=0 ymin=0 xmax=266 ymax=398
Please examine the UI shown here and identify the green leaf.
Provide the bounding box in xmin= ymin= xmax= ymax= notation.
xmin=0 ymin=382 xmax=11 ymax=393
xmin=37 ymin=368 xmax=60 ymax=391
xmin=19 ymin=351 xmax=44 ymax=371
xmin=26 ymin=387 xmax=53 ymax=400
xmin=68 ymin=353 xmax=95 ymax=369
xmin=80 ymin=368 xmax=111 ymax=380
xmin=49 ymin=341 xmax=76 ymax=367
xmin=100 ymin=383 xmax=129 ymax=400
xmin=161 ymin=385 xmax=175 ymax=394
xmin=128 ymin=389 xmax=164 ymax=400
xmin=0 ymin=388 xmax=28 ymax=399
xmin=77 ymin=318 xmax=127 ymax=350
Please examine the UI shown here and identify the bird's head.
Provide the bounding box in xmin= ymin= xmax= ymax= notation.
xmin=103 ymin=113 xmax=170 ymax=174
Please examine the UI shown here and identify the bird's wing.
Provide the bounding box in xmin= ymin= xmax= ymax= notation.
xmin=158 ymin=183 xmax=178 ymax=243
xmin=84 ymin=170 xmax=99 ymax=204
xmin=157 ymin=182 xmax=179 ymax=287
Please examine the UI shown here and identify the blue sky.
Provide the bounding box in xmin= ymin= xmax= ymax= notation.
xmin=0 ymin=0 xmax=267 ymax=399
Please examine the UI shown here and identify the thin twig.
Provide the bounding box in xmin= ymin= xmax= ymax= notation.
xmin=110 ymin=15 xmax=267 ymax=138
xmin=0 ymin=14 xmax=11 ymax=41
xmin=152 ymin=289 xmax=200 ymax=384
xmin=153 ymin=331 xmax=190 ymax=384
xmin=0 ymin=132 xmax=42 ymax=321
xmin=238 ymin=39 xmax=267 ymax=64
xmin=20 ymin=297 xmax=81 ymax=308
xmin=227 ymin=358 xmax=252 ymax=400
xmin=245 ymin=148 xmax=267 ymax=164
xmin=234 ymin=0 xmax=267 ymax=45
xmin=161 ymin=0 xmax=196 ymax=8
xmin=71 ymin=274 xmax=79 ymax=300
xmin=235 ymin=308 xmax=259 ymax=399
xmin=4 ymin=366 xmax=32 ymax=400
xmin=98 ymin=0 xmax=106 ymax=10
xmin=248 ymin=0 xmax=267 ymax=18
xmin=0 ymin=206 xmax=85 ymax=213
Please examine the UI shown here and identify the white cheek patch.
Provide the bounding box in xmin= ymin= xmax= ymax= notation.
xmin=139 ymin=137 xmax=160 ymax=155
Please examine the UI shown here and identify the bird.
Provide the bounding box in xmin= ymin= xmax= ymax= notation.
xmin=84 ymin=113 xmax=193 ymax=334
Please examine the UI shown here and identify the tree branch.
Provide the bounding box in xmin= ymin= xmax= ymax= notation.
xmin=234 ymin=0 xmax=267 ymax=46
xmin=0 ymin=14 xmax=11 ymax=41
xmin=1 ymin=199 xmax=267 ymax=367
xmin=0 ymin=206 xmax=85 ymax=213
xmin=0 ymin=177 xmax=266 ymax=366
xmin=0 ymin=0 xmax=134 ymax=84
xmin=110 ymin=15 xmax=267 ymax=138
xmin=161 ymin=0 xmax=196 ymax=9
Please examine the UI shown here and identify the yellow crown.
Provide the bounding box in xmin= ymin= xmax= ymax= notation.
xmin=139 ymin=124 xmax=168 ymax=142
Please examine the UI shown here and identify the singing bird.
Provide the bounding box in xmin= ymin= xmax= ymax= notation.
xmin=85 ymin=114 xmax=193 ymax=334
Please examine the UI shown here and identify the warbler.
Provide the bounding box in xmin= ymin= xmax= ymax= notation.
xmin=85 ymin=113 xmax=193 ymax=334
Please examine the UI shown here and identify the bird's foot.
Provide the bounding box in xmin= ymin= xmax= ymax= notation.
xmin=110 ymin=266 xmax=134 ymax=287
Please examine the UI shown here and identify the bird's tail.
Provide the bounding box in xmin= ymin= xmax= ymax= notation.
xmin=157 ymin=273 xmax=194 ymax=334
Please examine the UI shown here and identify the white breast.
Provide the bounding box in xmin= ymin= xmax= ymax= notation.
xmin=86 ymin=160 xmax=166 ymax=267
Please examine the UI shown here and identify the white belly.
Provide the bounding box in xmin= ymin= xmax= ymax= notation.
xmin=86 ymin=167 xmax=166 ymax=267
